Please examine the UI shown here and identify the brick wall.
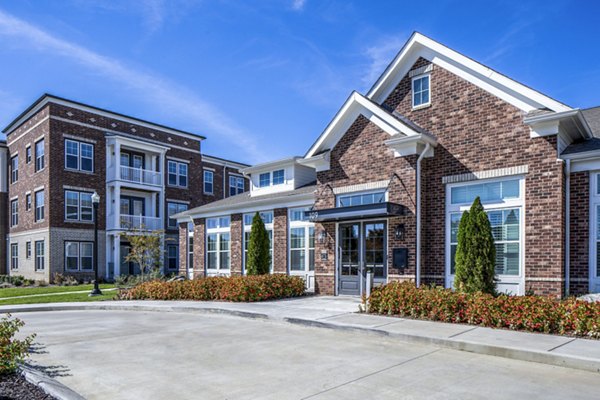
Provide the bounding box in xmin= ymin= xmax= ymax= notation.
xmin=192 ymin=218 xmax=206 ymax=278
xmin=178 ymin=222 xmax=188 ymax=276
xmin=570 ymin=171 xmax=589 ymax=295
xmin=273 ymin=208 xmax=288 ymax=274
xmin=230 ymin=213 xmax=243 ymax=275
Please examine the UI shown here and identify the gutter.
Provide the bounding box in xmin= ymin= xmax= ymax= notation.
xmin=415 ymin=143 xmax=431 ymax=287
xmin=523 ymin=109 xmax=593 ymax=140
xmin=564 ymin=159 xmax=571 ymax=297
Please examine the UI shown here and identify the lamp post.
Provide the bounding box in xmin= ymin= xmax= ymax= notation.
xmin=89 ymin=191 xmax=103 ymax=296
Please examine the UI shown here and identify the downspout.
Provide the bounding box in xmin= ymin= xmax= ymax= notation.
xmin=565 ymin=159 xmax=571 ymax=297
xmin=416 ymin=143 xmax=431 ymax=288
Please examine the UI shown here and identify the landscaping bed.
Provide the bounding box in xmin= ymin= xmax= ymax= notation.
xmin=118 ymin=275 xmax=305 ymax=302
xmin=0 ymin=373 xmax=55 ymax=400
xmin=367 ymin=282 xmax=600 ymax=339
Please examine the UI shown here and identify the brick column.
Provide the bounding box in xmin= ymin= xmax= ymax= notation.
xmin=314 ymin=222 xmax=336 ymax=295
xmin=193 ymin=218 xmax=206 ymax=278
xmin=273 ymin=208 xmax=288 ymax=274
xmin=570 ymin=171 xmax=590 ymax=295
xmin=178 ymin=222 xmax=188 ymax=277
xmin=230 ymin=213 xmax=243 ymax=275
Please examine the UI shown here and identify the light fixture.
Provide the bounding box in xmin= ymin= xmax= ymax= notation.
xmin=394 ymin=224 xmax=405 ymax=240
xmin=91 ymin=191 xmax=100 ymax=205
xmin=318 ymin=230 xmax=327 ymax=244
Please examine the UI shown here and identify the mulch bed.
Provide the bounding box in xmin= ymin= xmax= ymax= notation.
xmin=0 ymin=373 xmax=55 ymax=400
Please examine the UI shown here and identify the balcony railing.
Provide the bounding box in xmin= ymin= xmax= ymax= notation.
xmin=120 ymin=165 xmax=161 ymax=186
xmin=119 ymin=215 xmax=162 ymax=231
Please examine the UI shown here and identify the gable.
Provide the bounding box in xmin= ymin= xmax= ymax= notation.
xmin=367 ymin=32 xmax=572 ymax=113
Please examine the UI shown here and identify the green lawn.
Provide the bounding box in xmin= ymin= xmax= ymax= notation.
xmin=0 ymin=283 xmax=115 ymax=299
xmin=0 ymin=290 xmax=117 ymax=305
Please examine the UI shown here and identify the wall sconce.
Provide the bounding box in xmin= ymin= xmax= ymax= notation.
xmin=318 ymin=230 xmax=328 ymax=244
xmin=394 ymin=224 xmax=405 ymax=240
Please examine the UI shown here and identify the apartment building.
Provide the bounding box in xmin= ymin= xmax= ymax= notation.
xmin=1 ymin=94 xmax=248 ymax=282
xmin=177 ymin=33 xmax=600 ymax=297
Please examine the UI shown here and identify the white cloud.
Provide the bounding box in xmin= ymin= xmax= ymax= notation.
xmin=0 ymin=8 xmax=265 ymax=162
xmin=361 ymin=35 xmax=407 ymax=90
xmin=291 ymin=0 xmax=306 ymax=11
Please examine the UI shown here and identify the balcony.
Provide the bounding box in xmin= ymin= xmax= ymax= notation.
xmin=119 ymin=165 xmax=162 ymax=187
xmin=119 ymin=215 xmax=162 ymax=231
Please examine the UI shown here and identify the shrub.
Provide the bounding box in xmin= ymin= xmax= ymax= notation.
xmin=0 ymin=314 xmax=36 ymax=375
xmin=246 ymin=212 xmax=271 ymax=275
xmin=118 ymin=274 xmax=305 ymax=302
xmin=0 ymin=275 xmax=33 ymax=287
xmin=367 ymin=281 xmax=600 ymax=339
xmin=115 ymin=268 xmax=165 ymax=288
xmin=454 ymin=197 xmax=496 ymax=294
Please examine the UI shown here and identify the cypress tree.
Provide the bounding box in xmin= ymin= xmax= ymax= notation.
xmin=454 ymin=196 xmax=497 ymax=294
xmin=246 ymin=212 xmax=271 ymax=275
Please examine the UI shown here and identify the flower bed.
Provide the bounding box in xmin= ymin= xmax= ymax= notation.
xmin=367 ymin=282 xmax=600 ymax=339
xmin=118 ymin=274 xmax=306 ymax=302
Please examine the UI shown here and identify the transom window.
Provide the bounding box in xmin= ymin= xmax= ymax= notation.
xmin=168 ymin=160 xmax=188 ymax=187
xmin=65 ymin=241 xmax=93 ymax=271
xmin=229 ymin=176 xmax=245 ymax=196
xmin=65 ymin=139 xmax=94 ymax=172
xmin=204 ymin=170 xmax=214 ymax=194
xmin=412 ymin=74 xmax=430 ymax=108
xmin=337 ymin=191 xmax=385 ymax=207
xmin=206 ymin=216 xmax=230 ymax=229
xmin=65 ymin=191 xmax=94 ymax=222
xmin=450 ymin=179 xmax=519 ymax=205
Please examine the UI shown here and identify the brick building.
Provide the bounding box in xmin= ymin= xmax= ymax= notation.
xmin=1 ymin=94 xmax=248 ymax=282
xmin=177 ymin=33 xmax=600 ymax=297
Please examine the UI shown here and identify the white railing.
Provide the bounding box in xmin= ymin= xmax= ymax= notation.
xmin=119 ymin=165 xmax=161 ymax=186
xmin=119 ymin=215 xmax=162 ymax=231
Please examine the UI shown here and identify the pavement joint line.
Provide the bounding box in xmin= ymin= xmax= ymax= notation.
xmin=300 ymin=349 xmax=441 ymax=399
xmin=447 ymin=326 xmax=480 ymax=338
xmin=547 ymin=338 xmax=578 ymax=352
xmin=372 ymin=319 xmax=407 ymax=328
xmin=315 ymin=312 xmax=353 ymax=321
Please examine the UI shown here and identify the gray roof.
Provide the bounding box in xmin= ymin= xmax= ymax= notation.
xmin=176 ymin=182 xmax=317 ymax=218
xmin=582 ymin=107 xmax=600 ymax=138
xmin=562 ymin=138 xmax=600 ymax=155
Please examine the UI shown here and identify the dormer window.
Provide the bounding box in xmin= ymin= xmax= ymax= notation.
xmin=259 ymin=172 xmax=271 ymax=187
xmin=412 ymin=74 xmax=430 ymax=109
xmin=273 ymin=169 xmax=284 ymax=185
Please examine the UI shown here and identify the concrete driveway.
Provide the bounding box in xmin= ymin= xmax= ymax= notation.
xmin=15 ymin=310 xmax=600 ymax=400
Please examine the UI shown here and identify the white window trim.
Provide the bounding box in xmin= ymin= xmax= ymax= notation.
xmin=589 ymin=172 xmax=600 ymax=293
xmin=34 ymin=190 xmax=45 ymax=222
xmin=35 ymin=139 xmax=45 ymax=172
xmin=64 ymin=190 xmax=94 ymax=223
xmin=65 ymin=241 xmax=94 ymax=272
xmin=445 ymin=176 xmax=526 ymax=294
xmin=168 ymin=160 xmax=188 ymax=188
xmin=65 ymin=139 xmax=95 ymax=173
xmin=243 ymin=211 xmax=274 ymax=274
xmin=288 ymin=207 xmax=315 ymax=274
xmin=10 ymin=243 xmax=18 ymax=270
xmin=336 ymin=189 xmax=388 ymax=207
xmin=167 ymin=202 xmax=188 ymax=229
xmin=411 ymin=73 xmax=431 ymax=110
xmin=203 ymin=169 xmax=214 ymax=195
xmin=35 ymin=240 xmax=45 ymax=271
xmin=229 ymin=175 xmax=245 ymax=196
xmin=167 ymin=244 xmax=179 ymax=271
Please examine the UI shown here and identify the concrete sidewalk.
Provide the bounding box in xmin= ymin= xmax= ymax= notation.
xmin=1 ymin=296 xmax=599 ymax=374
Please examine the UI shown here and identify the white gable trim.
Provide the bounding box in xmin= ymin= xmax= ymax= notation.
xmin=367 ymin=32 xmax=572 ymax=113
xmin=305 ymin=92 xmax=420 ymax=158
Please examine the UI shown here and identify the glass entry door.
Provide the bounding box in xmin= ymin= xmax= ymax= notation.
xmin=338 ymin=221 xmax=386 ymax=296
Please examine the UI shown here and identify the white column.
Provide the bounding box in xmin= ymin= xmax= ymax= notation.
xmin=114 ymin=184 xmax=121 ymax=230
xmin=113 ymin=235 xmax=121 ymax=277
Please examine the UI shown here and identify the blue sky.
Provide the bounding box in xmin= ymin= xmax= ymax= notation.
xmin=0 ymin=1 xmax=599 ymax=164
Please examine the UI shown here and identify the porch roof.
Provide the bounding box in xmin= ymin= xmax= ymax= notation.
xmin=304 ymin=202 xmax=406 ymax=222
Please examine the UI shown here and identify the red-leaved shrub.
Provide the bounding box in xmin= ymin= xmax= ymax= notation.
xmin=368 ymin=282 xmax=600 ymax=338
xmin=118 ymin=274 xmax=305 ymax=302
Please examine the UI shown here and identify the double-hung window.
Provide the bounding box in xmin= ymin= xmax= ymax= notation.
xmin=65 ymin=139 xmax=94 ymax=172
xmin=289 ymin=207 xmax=315 ymax=273
xmin=10 ymin=155 xmax=18 ymax=184
xmin=412 ymin=74 xmax=430 ymax=108
xmin=65 ymin=242 xmax=93 ymax=271
xmin=10 ymin=199 xmax=18 ymax=227
xmin=167 ymin=245 xmax=179 ymax=270
xmin=167 ymin=202 xmax=188 ymax=229
xmin=447 ymin=178 xmax=523 ymax=290
xmin=65 ymin=191 xmax=93 ymax=222
xmin=204 ymin=170 xmax=214 ymax=194
xmin=35 ymin=139 xmax=45 ymax=171
xmin=26 ymin=146 xmax=31 ymax=164
xmin=10 ymin=244 xmax=18 ymax=270
xmin=259 ymin=172 xmax=270 ymax=188
xmin=206 ymin=216 xmax=231 ymax=272
xmin=35 ymin=190 xmax=44 ymax=222
xmin=26 ymin=241 xmax=31 ymax=259
xmin=35 ymin=241 xmax=45 ymax=271
xmin=26 ymin=194 xmax=31 ymax=211
xmin=229 ymin=175 xmax=245 ymax=196
xmin=168 ymin=160 xmax=188 ymax=187
xmin=243 ymin=211 xmax=273 ymax=273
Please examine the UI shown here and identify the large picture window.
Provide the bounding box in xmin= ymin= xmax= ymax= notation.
xmin=206 ymin=216 xmax=230 ymax=272
xmin=446 ymin=177 xmax=524 ymax=291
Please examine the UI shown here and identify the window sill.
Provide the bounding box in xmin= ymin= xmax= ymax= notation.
xmin=35 ymin=168 xmax=46 ymax=174
xmin=412 ymin=103 xmax=431 ymax=111
xmin=65 ymin=168 xmax=95 ymax=175
xmin=64 ymin=220 xmax=94 ymax=224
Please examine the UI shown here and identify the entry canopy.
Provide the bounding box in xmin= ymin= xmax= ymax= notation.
xmin=305 ymin=202 xmax=405 ymax=222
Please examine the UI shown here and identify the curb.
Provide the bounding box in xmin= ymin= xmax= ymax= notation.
xmin=6 ymin=303 xmax=600 ymax=375
xmin=21 ymin=365 xmax=85 ymax=400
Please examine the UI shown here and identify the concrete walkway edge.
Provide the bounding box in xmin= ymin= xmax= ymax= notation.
xmin=4 ymin=302 xmax=600 ymax=375
xmin=21 ymin=365 xmax=86 ymax=400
